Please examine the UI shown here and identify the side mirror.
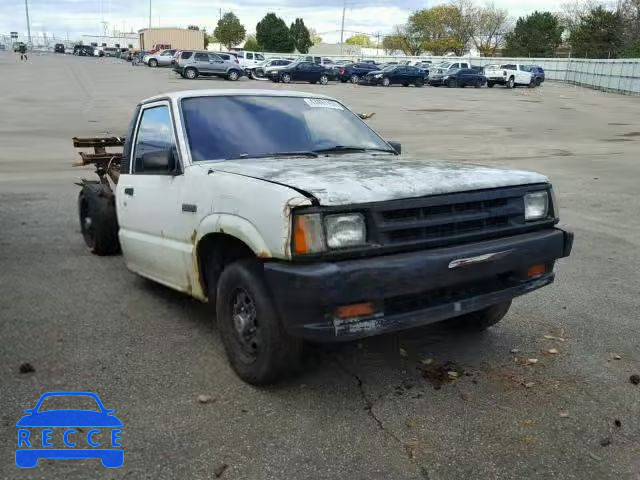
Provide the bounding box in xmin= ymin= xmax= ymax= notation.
xmin=388 ymin=141 xmax=402 ymax=155
xmin=137 ymin=149 xmax=178 ymax=174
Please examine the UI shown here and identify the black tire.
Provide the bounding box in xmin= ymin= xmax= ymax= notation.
xmin=215 ymin=260 xmax=302 ymax=385
xmin=447 ymin=301 xmax=511 ymax=331
xmin=227 ymin=69 xmax=240 ymax=81
xmin=487 ymin=81 xmax=495 ymax=88
xmin=184 ymin=67 xmax=198 ymax=80
xmin=148 ymin=58 xmax=158 ymax=68
xmin=281 ymin=73 xmax=291 ymax=84
xmin=402 ymin=81 xmax=409 ymax=87
xmin=350 ymin=74 xmax=359 ymax=84
xmin=414 ymin=80 xmax=424 ymax=87
xmin=447 ymin=78 xmax=457 ymax=88
xmin=474 ymin=79 xmax=481 ymax=88
xmin=535 ymin=77 xmax=542 ymax=87
xmin=506 ymin=76 xmax=515 ymax=89
xmin=528 ymin=78 xmax=535 ymax=88
xmin=78 ymin=184 xmax=120 ymax=255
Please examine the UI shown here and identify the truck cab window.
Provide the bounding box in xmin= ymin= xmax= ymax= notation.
xmin=133 ymin=106 xmax=177 ymax=173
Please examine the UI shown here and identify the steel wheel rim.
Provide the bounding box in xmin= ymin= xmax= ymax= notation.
xmin=230 ymin=288 xmax=260 ymax=362
xmin=79 ymin=199 xmax=95 ymax=249
xmin=229 ymin=71 xmax=238 ymax=80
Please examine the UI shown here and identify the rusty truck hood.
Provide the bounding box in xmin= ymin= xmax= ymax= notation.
xmin=206 ymin=154 xmax=549 ymax=206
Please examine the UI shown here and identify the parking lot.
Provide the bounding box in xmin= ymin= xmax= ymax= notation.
xmin=1 ymin=52 xmax=639 ymax=479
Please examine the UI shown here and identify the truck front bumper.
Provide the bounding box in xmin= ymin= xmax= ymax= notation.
xmin=264 ymin=228 xmax=573 ymax=341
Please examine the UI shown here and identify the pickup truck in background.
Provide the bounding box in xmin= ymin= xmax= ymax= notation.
xmin=484 ymin=64 xmax=534 ymax=88
xmin=72 ymin=90 xmax=573 ymax=385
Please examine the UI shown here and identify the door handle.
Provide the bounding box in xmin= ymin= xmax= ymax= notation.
xmin=124 ymin=187 xmax=134 ymax=196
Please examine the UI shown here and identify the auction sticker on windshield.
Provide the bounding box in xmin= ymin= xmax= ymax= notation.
xmin=15 ymin=391 xmax=123 ymax=468
xmin=304 ymin=98 xmax=344 ymax=110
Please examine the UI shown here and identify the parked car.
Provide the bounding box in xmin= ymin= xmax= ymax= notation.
xmin=524 ymin=65 xmax=545 ymax=86
xmin=103 ymin=47 xmax=119 ymax=57
xmin=246 ymin=58 xmax=292 ymax=79
xmin=337 ymin=62 xmax=380 ymax=84
xmin=484 ymin=64 xmax=534 ymax=88
xmin=269 ymin=61 xmax=331 ymax=84
xmin=173 ymin=51 xmax=244 ymax=81
xmin=233 ymin=50 xmax=266 ymax=68
xmin=144 ymin=49 xmax=177 ymax=67
xmin=73 ymin=45 xmax=95 ymax=56
xmin=54 ymin=43 xmax=65 ymax=54
xmin=359 ymin=65 xmax=425 ymax=87
xmin=93 ymin=47 xmax=105 ymax=57
xmin=72 ymin=90 xmax=573 ymax=384
xmin=215 ymin=52 xmax=240 ymax=64
xmin=429 ymin=68 xmax=486 ymax=88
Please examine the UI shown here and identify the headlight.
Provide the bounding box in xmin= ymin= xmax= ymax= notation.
xmin=374 ymin=74 xmax=382 ymax=78
xmin=325 ymin=214 xmax=366 ymax=248
xmin=524 ymin=191 xmax=549 ymax=221
xmin=293 ymin=213 xmax=367 ymax=254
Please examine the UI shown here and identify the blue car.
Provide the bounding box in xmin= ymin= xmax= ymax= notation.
xmin=16 ymin=391 xmax=123 ymax=468
xmin=524 ymin=65 xmax=545 ymax=86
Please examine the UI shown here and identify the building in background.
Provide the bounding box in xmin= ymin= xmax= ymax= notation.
xmin=81 ymin=32 xmax=138 ymax=49
xmin=138 ymin=28 xmax=204 ymax=52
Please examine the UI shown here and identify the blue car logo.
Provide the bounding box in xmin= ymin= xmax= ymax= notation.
xmin=15 ymin=391 xmax=123 ymax=468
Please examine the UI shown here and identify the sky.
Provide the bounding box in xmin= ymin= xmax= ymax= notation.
xmin=1 ymin=0 xmax=571 ymax=43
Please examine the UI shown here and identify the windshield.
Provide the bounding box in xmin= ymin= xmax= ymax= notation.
xmin=181 ymin=96 xmax=392 ymax=161
xmin=382 ymin=65 xmax=395 ymax=71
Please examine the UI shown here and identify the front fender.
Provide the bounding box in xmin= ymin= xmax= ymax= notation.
xmin=196 ymin=214 xmax=272 ymax=258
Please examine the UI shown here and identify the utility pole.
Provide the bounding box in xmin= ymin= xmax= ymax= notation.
xmin=148 ymin=0 xmax=152 ymax=28
xmin=339 ymin=0 xmax=346 ymax=54
xmin=376 ymin=32 xmax=380 ymax=56
xmin=24 ymin=0 xmax=32 ymax=45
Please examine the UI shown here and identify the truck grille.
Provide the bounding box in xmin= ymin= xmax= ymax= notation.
xmin=371 ymin=187 xmax=534 ymax=249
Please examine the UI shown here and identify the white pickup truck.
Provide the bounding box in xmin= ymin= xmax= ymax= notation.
xmin=73 ymin=89 xmax=572 ymax=384
xmin=484 ymin=64 xmax=534 ymax=88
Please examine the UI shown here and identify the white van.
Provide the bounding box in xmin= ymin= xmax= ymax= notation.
xmin=234 ymin=51 xmax=266 ymax=68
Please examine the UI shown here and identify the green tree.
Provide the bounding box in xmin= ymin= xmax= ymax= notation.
xmin=243 ymin=34 xmax=260 ymax=51
xmin=345 ymin=33 xmax=373 ymax=47
xmin=256 ymin=13 xmax=295 ymax=52
xmin=408 ymin=5 xmax=465 ymax=55
xmin=569 ymin=7 xmax=623 ymax=58
xmin=203 ymin=28 xmax=210 ymax=49
xmin=392 ymin=24 xmax=423 ymax=55
xmin=382 ymin=34 xmax=405 ymax=54
xmin=290 ymin=18 xmax=313 ymax=53
xmin=618 ymin=0 xmax=640 ymax=56
xmin=503 ymin=11 xmax=563 ymax=57
xmin=214 ymin=12 xmax=246 ymax=50
xmin=472 ymin=3 xmax=510 ymax=56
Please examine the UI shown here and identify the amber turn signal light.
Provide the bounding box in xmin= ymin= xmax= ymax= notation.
xmin=335 ymin=302 xmax=375 ymax=319
xmin=527 ymin=264 xmax=546 ymax=277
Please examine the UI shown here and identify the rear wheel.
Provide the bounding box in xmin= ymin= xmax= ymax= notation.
xmin=447 ymin=301 xmax=512 ymax=331
xmin=216 ymin=260 xmax=302 ymax=385
xmin=414 ymin=80 xmax=424 ymax=87
xmin=319 ymin=74 xmax=329 ymax=85
xmin=528 ymin=78 xmax=535 ymax=88
xmin=227 ymin=69 xmax=240 ymax=81
xmin=184 ymin=67 xmax=198 ymax=80
xmin=281 ymin=73 xmax=291 ymax=83
xmin=506 ymin=76 xmax=515 ymax=89
xmin=474 ymin=79 xmax=482 ymax=88
xmin=78 ymin=184 xmax=120 ymax=255
xmin=487 ymin=81 xmax=495 ymax=88
xmin=535 ymin=77 xmax=542 ymax=87
xmin=350 ymin=74 xmax=359 ymax=84
xmin=148 ymin=58 xmax=158 ymax=67
xmin=447 ymin=78 xmax=457 ymax=88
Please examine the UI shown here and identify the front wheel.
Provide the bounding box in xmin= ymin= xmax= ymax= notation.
xmin=227 ymin=69 xmax=240 ymax=81
xmin=148 ymin=59 xmax=158 ymax=67
xmin=382 ymin=77 xmax=390 ymax=87
xmin=474 ymin=79 xmax=482 ymax=88
xmin=487 ymin=81 xmax=495 ymax=88
xmin=447 ymin=78 xmax=457 ymax=88
xmin=447 ymin=301 xmax=512 ymax=331
xmin=535 ymin=77 xmax=542 ymax=87
xmin=506 ymin=76 xmax=515 ymax=89
xmin=184 ymin=67 xmax=198 ymax=80
xmin=414 ymin=80 xmax=424 ymax=88
xmin=319 ymin=74 xmax=328 ymax=85
xmin=281 ymin=73 xmax=291 ymax=84
xmin=350 ymin=74 xmax=359 ymax=84
xmin=216 ymin=260 xmax=302 ymax=385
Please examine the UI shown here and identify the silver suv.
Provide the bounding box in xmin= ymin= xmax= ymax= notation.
xmin=173 ymin=51 xmax=244 ymax=81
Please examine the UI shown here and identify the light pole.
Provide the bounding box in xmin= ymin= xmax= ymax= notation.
xmin=24 ymin=0 xmax=32 ymax=45
xmin=339 ymin=0 xmax=346 ymax=54
xmin=148 ymin=0 xmax=152 ymax=28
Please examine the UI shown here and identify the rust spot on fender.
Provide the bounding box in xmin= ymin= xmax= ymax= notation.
xmin=190 ymin=230 xmax=197 ymax=245
xmin=256 ymin=250 xmax=271 ymax=259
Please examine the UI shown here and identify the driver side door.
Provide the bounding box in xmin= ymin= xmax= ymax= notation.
xmin=117 ymin=102 xmax=195 ymax=292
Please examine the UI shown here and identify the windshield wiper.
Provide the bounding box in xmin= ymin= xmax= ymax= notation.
xmin=313 ymin=146 xmax=395 ymax=154
xmin=227 ymin=151 xmax=318 ymax=160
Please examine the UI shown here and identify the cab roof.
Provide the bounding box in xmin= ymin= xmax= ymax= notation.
xmin=140 ymin=89 xmax=335 ymax=105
